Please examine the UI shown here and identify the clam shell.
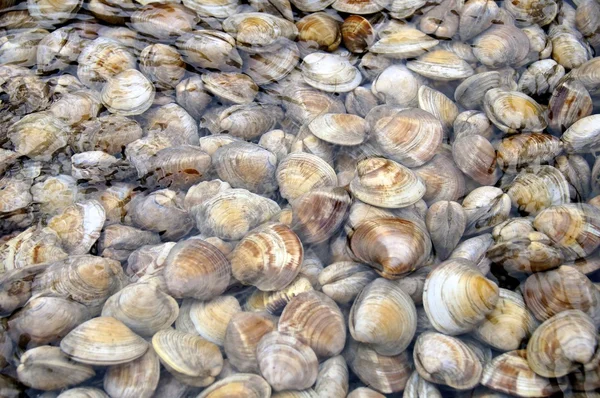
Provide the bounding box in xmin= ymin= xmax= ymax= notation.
xmin=176 ymin=30 xmax=242 ymax=72
xmin=257 ymin=331 xmax=319 ymax=392
xmin=296 ymin=12 xmax=341 ymax=53
xmin=103 ymin=347 xmax=160 ymax=398
xmin=146 ymin=145 xmax=212 ymax=190
xmin=189 ymin=295 xmax=242 ymax=346
xmin=454 ymin=71 xmax=514 ymax=110
xmin=279 ymin=290 xmax=346 ymax=358
xmin=333 ymin=0 xmax=388 ymax=14
xmin=57 ymin=388 xmax=109 ymax=398
xmin=484 ymin=88 xmax=547 ymax=133
xmin=407 ymin=50 xmax=474 ymax=81
xmin=472 ymin=24 xmax=530 ymax=68
xmin=198 ymin=374 xmax=272 ymax=398
xmin=242 ymin=41 xmax=299 ymax=85
xmin=517 ymin=59 xmax=565 ymax=97
xmin=370 ymin=28 xmax=438 ymax=59
xmin=341 ymin=15 xmax=376 ymax=54
xmin=548 ymin=78 xmax=592 ymax=133
xmin=496 ymin=133 xmax=563 ymax=172
xmin=315 ymin=356 xmax=349 ymax=398
xmin=230 ymin=222 xmax=303 ymax=291
xmin=282 ymin=85 xmax=345 ymax=124
xmin=8 ymin=111 xmax=70 ymax=161
xmin=423 ymin=258 xmax=499 ymax=335
xmin=463 ymin=186 xmax=512 ymax=236
xmin=308 ymin=113 xmax=367 ymax=146
xmin=350 ymin=217 xmax=432 ymax=279
xmin=507 ymin=166 xmax=570 ymax=215
xmin=413 ymin=332 xmax=482 ymax=390
xmin=452 ymin=135 xmax=500 ymax=186
xmin=175 ymin=75 xmax=212 ymax=121
xmin=139 ymin=43 xmax=185 ymax=90
xmin=276 ymin=153 xmax=337 ymax=201
xmin=349 ymin=278 xmax=416 ymax=356
xmin=417 ymin=86 xmax=458 ymax=136
xmin=371 ymin=64 xmax=424 ymax=107
xmin=224 ymin=312 xmax=276 ymax=373
xmin=223 ymin=13 xmax=298 ymax=53
xmin=101 ymin=283 xmax=179 ymax=337
xmin=426 ymin=201 xmax=466 ymax=261
xmin=77 ymin=38 xmax=137 ymax=91
xmin=202 ymin=72 xmax=258 ymax=105
xmin=413 ymin=151 xmax=466 ymax=206
xmin=561 ymin=114 xmax=600 ymax=153
xmin=152 ymin=328 xmax=223 ymax=387
xmin=17 ymin=346 xmax=95 ymax=391
xmin=404 ymin=371 xmax=441 ymax=398
xmin=349 ymin=157 xmax=425 ymax=209
xmin=318 ymin=261 xmax=377 ymax=304
xmin=301 ymin=52 xmax=362 ymax=93
xmin=183 ymin=0 xmax=240 ymax=18
xmin=459 ymin=0 xmax=499 ymax=41
xmin=60 ymin=317 xmax=148 ymax=366
xmin=549 ymin=24 xmax=592 ymax=70
xmin=555 ymin=154 xmax=591 ymax=201
xmin=101 ymin=69 xmax=155 ymax=116
xmin=131 ymin=3 xmax=197 ymax=41
xmin=504 ymin=0 xmax=558 ymax=26
xmin=164 ymin=238 xmax=231 ymax=300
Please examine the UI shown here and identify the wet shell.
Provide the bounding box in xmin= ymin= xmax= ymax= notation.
xmin=60 ymin=317 xmax=148 ymax=366
xmin=73 ymin=114 xmax=143 ymax=155
xmin=230 ymin=222 xmax=303 ymax=291
xmin=548 ymin=78 xmax=592 ymax=134
xmin=463 ymin=187 xmax=512 ymax=236
xmin=176 ymin=30 xmax=242 ymax=72
xmin=57 ymin=388 xmax=109 ymax=398
xmin=344 ymin=339 xmax=412 ymax=394
xmin=496 ymin=133 xmax=563 ymax=172
xmin=36 ymin=26 xmax=85 ymax=74
xmin=131 ymin=3 xmax=198 ymax=41
xmin=152 ymin=328 xmax=223 ymax=387
xmin=473 ymin=289 xmax=538 ymax=351
xmin=504 ymin=0 xmax=558 ymax=26
xmin=426 ymin=201 xmax=467 ymax=261
xmin=371 ymin=64 xmax=424 ymax=107
xmin=242 ymin=41 xmax=300 ymax=85
xmin=561 ymin=114 xmax=600 ymax=153
xmin=224 ymin=312 xmax=276 ymax=373
xmin=282 ymin=85 xmax=345 ymax=124
xmin=522 ymin=265 xmax=600 ymax=325
xmin=291 ymin=187 xmax=351 ymax=244
xmin=423 ymin=258 xmax=499 ymax=335
xmin=223 ymin=13 xmax=298 ymax=54
xmin=407 ymin=50 xmax=474 ymax=81
xmin=518 ymin=60 xmax=565 ymax=97
xmin=194 ymin=188 xmax=281 ymax=240
xmin=417 ymin=86 xmax=458 ymax=136
xmin=140 ymin=43 xmax=185 ymax=90
xmin=413 ymin=332 xmax=482 ymax=390
xmin=481 ymin=350 xmax=561 ymax=397
xmin=556 ymin=154 xmax=591 ymax=201
xmin=350 ymin=217 xmax=432 ymax=279
xmin=146 ymin=145 xmax=212 ymax=190
xmin=318 ymin=261 xmax=377 ymax=304
xmin=454 ymin=71 xmax=514 ymax=111
xmin=459 ymin=0 xmax=499 ymax=41
xmin=308 ymin=113 xmax=367 ymax=146
xmin=8 ymin=111 xmax=69 ymax=161
xmin=46 ymin=199 xmax=105 ymax=255
xmin=341 ymin=15 xmax=376 ymax=54
xmin=345 ymin=86 xmax=379 ymax=118
xmin=202 ymin=72 xmax=258 ymax=104
xmin=198 ymin=374 xmax=272 ymax=398
xmin=349 ymin=278 xmax=416 ymax=356
xmin=189 ymin=295 xmax=241 ymax=346
xmin=183 ymin=0 xmax=240 ymax=18
xmin=527 ymin=310 xmax=598 ymax=377
xmin=0 ymin=28 xmax=49 ymax=67
xmin=164 ymin=238 xmax=231 ymax=300
xmin=533 ymin=203 xmax=600 ymax=259
xmin=370 ymin=28 xmax=439 ymax=59
xmin=349 ymin=157 xmax=425 ymax=209
xmin=175 ymin=75 xmax=212 ymax=121
xmin=276 ymin=153 xmax=337 ymax=201
xmin=472 ymin=25 xmax=530 ymax=68
xmin=77 ymin=38 xmax=137 ymax=91
xmin=371 ymin=108 xmax=443 ymax=168
xmin=413 ymin=151 xmax=466 ymax=205
xmin=257 ymin=331 xmax=319 ymax=392
xmin=507 ymin=166 xmax=570 ymax=215
xmin=101 ymin=69 xmax=155 ymax=116
xmin=17 ymin=346 xmax=95 ymax=391
xmin=103 ymin=347 xmax=160 ymax=398
xmin=549 ymin=24 xmax=592 ymax=70
xmin=101 ymin=283 xmax=179 ymax=337
xmin=279 ymin=290 xmax=346 ymax=358
xmin=296 ymin=12 xmax=341 ymax=53
xmin=452 ymin=135 xmax=500 ymax=186
xmin=484 ymin=89 xmax=547 ymax=133
xmin=301 ymin=52 xmax=361 ymax=93
xmin=219 ymin=104 xmax=284 ymax=140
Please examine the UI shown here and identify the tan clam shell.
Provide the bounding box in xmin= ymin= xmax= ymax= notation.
xmin=230 ymin=222 xmax=303 ymax=291
xmin=419 ymin=1 xmax=460 ymax=39
xmin=139 ymin=43 xmax=185 ymax=90
xmin=49 ymin=90 xmax=102 ymax=127
xmin=417 ymin=86 xmax=458 ymax=136
xmin=523 ymin=265 xmax=600 ymax=325
xmin=482 ymin=350 xmax=561 ymax=397
xmin=30 ymin=175 xmax=79 ymax=216
xmin=462 ymin=186 xmax=511 ymax=235
xmin=77 ymin=38 xmax=137 ymax=91
xmin=344 ymin=339 xmax=412 ymax=394
xmin=459 ymin=0 xmax=499 ymax=41
xmin=308 ymin=113 xmax=367 ymax=146
xmin=278 ymin=290 xmax=346 ymax=358
xmin=101 ymin=283 xmax=179 ymax=337
xmin=371 ymin=64 xmax=423 ymax=107
xmin=219 ymin=104 xmax=284 ymax=141
xmin=341 ymin=15 xmax=376 ymax=54
xmin=549 ymin=24 xmax=592 ymax=70
xmin=223 ymin=13 xmax=298 ymax=53
xmin=60 ymin=316 xmax=148 ymax=366
xmin=349 ymin=278 xmax=416 ymax=356
xmin=175 ymin=75 xmax=212 ymax=121
xmin=8 ymin=296 xmax=90 ymax=347
xmin=242 ymin=41 xmax=299 ymax=85
xmin=472 ymin=24 xmax=530 ymax=68
xmin=473 ymin=289 xmax=539 ymax=351
xmin=556 ymin=154 xmax=591 ymax=201
xmin=276 ymin=153 xmax=337 ymax=201
xmin=56 ymin=387 xmax=109 ymax=398
xmin=291 ymin=187 xmax=351 ymax=244
xmin=423 ymin=258 xmax=499 ymax=335
xmin=214 ymin=142 xmax=278 ymax=195
xmin=407 ymin=50 xmax=474 ymax=81
xmin=548 ymin=78 xmax=593 ymax=133
xmin=152 ymin=328 xmax=223 ymax=387
xmin=318 ymin=261 xmax=377 ymax=304
xmin=73 ymin=114 xmax=143 ymax=155
xmin=17 ymin=345 xmax=95 ymax=391
xmin=496 ymin=133 xmax=563 ymax=172
xmin=202 ymin=72 xmax=258 ymax=105
xmin=244 ymin=276 xmax=314 ymax=314
xmin=8 ymin=111 xmax=70 ymax=162
xmin=332 ymin=0 xmax=388 ymax=14
xmin=282 ymin=85 xmax=345 ymax=125
xmin=290 ymin=124 xmax=335 ymax=165
xmin=347 ymin=387 xmax=386 ymax=398
xmin=527 ymin=310 xmax=598 ymax=377
xmin=370 ymin=28 xmax=438 ymax=59
xmin=101 ymin=69 xmax=155 ymax=116
xmin=143 ymin=102 xmax=199 ymax=147
xmin=176 ymin=30 xmax=242 ymax=72
xmin=315 ymin=355 xmax=349 ymax=398
xmin=296 ymin=12 xmax=341 ymax=53
xmin=371 ymin=108 xmax=443 ymax=168
xmin=224 ymin=312 xmax=276 ymax=373
xmin=257 ymin=331 xmax=319 ymax=392
xmin=507 ymin=166 xmax=571 ymax=215
xmin=561 ymin=114 xmax=600 ymax=154
xmin=301 ymin=52 xmax=362 ymax=93
xmin=413 ymin=150 xmax=466 ymax=205
xmin=183 ymin=0 xmax=240 ymax=18
xmin=198 ymin=374 xmax=272 ymax=398
xmin=129 ymin=189 xmax=194 ymax=241
xmin=404 ymin=371 xmax=442 ymax=398
xmin=450 ymin=233 xmax=494 ymax=272
xmin=413 ymin=332 xmax=482 ymax=390
xmin=194 ymin=188 xmax=281 ymax=240
xmin=0 ymin=226 xmax=67 ymax=271
xmin=454 ymin=71 xmax=512 ymax=111
xmin=426 ymin=200 xmax=467 ymax=261
xmin=32 ymin=255 xmax=125 ymax=312
xmin=452 ymin=134 xmax=499 ymax=186
xmin=570 ymin=56 xmax=600 ymax=95
xmin=189 ymin=295 xmax=242 ymax=346
xmin=103 ymin=347 xmax=160 ymax=398
xmin=130 ymin=3 xmax=197 ymax=41
xmin=146 ymin=145 xmax=212 ymax=190
xmin=349 ymin=157 xmax=425 ymax=209
xmin=533 ymin=203 xmax=600 ymax=259
xmin=517 ymin=59 xmax=565 ymax=97
xmin=164 ymin=238 xmax=231 ymax=300
xmin=350 ymin=217 xmax=432 ymax=279
xmin=484 ymin=88 xmax=547 ymax=133
xmin=345 ymin=86 xmax=379 ymax=118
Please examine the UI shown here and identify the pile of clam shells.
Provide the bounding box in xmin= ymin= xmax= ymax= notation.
xmin=4 ymin=0 xmax=600 ymax=397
